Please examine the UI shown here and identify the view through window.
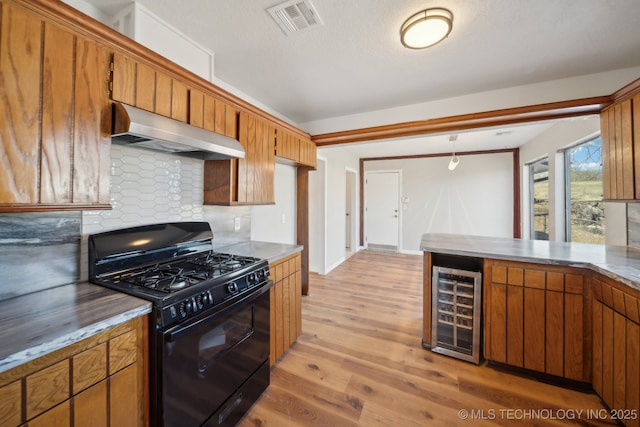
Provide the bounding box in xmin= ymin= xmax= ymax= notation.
xmin=565 ymin=137 xmax=605 ymax=244
xmin=530 ymin=158 xmax=549 ymax=240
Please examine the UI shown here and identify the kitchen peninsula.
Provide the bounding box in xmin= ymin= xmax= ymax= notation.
xmin=421 ymin=233 xmax=640 ymax=424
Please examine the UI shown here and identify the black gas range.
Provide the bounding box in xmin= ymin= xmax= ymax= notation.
xmin=88 ymin=222 xmax=272 ymax=427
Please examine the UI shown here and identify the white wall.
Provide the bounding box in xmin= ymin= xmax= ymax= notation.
xmin=365 ymin=153 xmax=514 ymax=253
xmin=309 ymin=157 xmax=326 ymax=273
xmin=312 ymin=147 xmax=360 ymax=273
xmin=250 ymin=163 xmax=297 ymax=244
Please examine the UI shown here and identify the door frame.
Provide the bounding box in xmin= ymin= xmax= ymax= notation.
xmin=364 ymin=170 xmax=402 ymax=252
xmin=345 ymin=167 xmax=358 ymax=253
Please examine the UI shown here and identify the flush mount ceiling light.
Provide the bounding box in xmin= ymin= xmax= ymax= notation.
xmin=400 ymin=7 xmax=453 ymax=49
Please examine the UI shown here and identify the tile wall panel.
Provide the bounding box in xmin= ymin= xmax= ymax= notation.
xmin=82 ymin=144 xmax=206 ymax=234
xmin=80 ymin=144 xmax=250 ymax=280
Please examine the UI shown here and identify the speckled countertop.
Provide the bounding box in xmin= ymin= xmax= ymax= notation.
xmin=420 ymin=233 xmax=640 ymax=293
xmin=214 ymin=240 xmax=303 ymax=263
xmin=0 ymin=283 xmax=151 ymax=374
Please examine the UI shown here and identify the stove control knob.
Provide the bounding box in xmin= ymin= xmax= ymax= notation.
xmin=184 ymin=300 xmax=196 ymax=314
xmin=248 ymin=273 xmax=257 ymax=283
xmin=180 ymin=300 xmax=195 ymax=316
xmin=201 ymin=291 xmax=214 ymax=306
xmin=227 ymin=282 xmax=238 ymax=293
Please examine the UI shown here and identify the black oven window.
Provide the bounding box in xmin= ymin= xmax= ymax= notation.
xmin=199 ymin=305 xmax=254 ymax=372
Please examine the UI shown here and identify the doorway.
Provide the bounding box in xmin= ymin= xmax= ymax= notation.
xmin=365 ymin=170 xmax=401 ymax=252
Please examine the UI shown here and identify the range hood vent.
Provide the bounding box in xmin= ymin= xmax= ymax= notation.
xmin=267 ymin=0 xmax=323 ymax=35
xmin=111 ymin=103 xmax=245 ymax=160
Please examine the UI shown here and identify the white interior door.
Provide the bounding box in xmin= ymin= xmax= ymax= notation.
xmin=366 ymin=171 xmax=400 ymax=250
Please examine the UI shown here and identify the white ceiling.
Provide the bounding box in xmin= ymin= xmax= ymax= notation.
xmin=78 ymin=0 xmax=640 ymax=155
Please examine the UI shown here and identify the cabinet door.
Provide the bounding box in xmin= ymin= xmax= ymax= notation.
xmin=237 ymin=111 xmax=275 ymax=204
xmin=486 ymin=261 xmax=587 ymax=381
xmin=275 ymin=128 xmax=298 ymax=162
xmin=0 ymin=5 xmax=42 ymax=204
xmin=592 ymin=298 xmax=603 ymax=397
xmin=275 ymin=128 xmax=317 ymax=168
xmin=26 ymin=401 xmax=70 ymax=427
xmin=73 ymin=381 xmax=108 ymax=427
xmin=40 ymin=23 xmax=74 ymax=204
xmin=269 ymin=253 xmax=302 ymax=366
xmin=73 ymin=37 xmax=111 ymax=205
xmin=523 ymin=288 xmax=545 ymax=372
xmin=627 ymin=320 xmax=640 ymax=427
xmin=112 ymin=52 xmax=189 ymax=124
xmin=0 ymin=4 xmax=110 ymax=210
xmin=486 ymin=283 xmax=507 ymax=363
xmin=299 ymin=138 xmax=317 ymax=168
xmin=111 ymin=52 xmax=136 ymax=106
xmin=109 ymin=364 xmax=140 ymax=427
xmin=601 ymin=99 xmax=635 ymax=200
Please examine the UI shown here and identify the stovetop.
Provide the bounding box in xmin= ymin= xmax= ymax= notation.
xmin=88 ymin=222 xmax=271 ymax=328
xmin=108 ymin=252 xmax=265 ymax=294
xmin=93 ymin=251 xmax=270 ymax=328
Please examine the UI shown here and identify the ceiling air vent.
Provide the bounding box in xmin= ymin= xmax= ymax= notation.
xmin=267 ymin=0 xmax=323 ymax=35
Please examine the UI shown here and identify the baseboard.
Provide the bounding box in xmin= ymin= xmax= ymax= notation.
xmin=367 ymin=243 xmax=398 ymax=252
xmin=324 ymin=256 xmax=346 ymax=275
xmin=400 ymin=249 xmax=423 ymax=256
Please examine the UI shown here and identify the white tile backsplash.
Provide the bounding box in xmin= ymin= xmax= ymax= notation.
xmin=81 ymin=145 xmax=205 ymax=234
xmin=80 ymin=144 xmax=251 ymax=279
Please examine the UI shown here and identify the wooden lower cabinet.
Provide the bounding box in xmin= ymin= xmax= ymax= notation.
xmin=0 ymin=316 xmax=147 ymax=427
xmin=269 ymin=252 xmax=302 ymax=366
xmin=591 ymin=274 xmax=640 ymax=427
xmin=484 ymin=260 xmax=589 ymax=382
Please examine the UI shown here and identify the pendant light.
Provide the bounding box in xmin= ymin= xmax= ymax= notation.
xmin=400 ymin=8 xmax=453 ymax=49
xmin=448 ymin=134 xmax=460 ymax=171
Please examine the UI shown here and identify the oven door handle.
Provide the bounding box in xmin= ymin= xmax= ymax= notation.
xmin=165 ymin=281 xmax=272 ymax=342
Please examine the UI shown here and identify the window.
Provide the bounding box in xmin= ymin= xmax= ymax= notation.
xmin=530 ymin=157 xmax=549 ymax=240
xmin=565 ymin=137 xmax=605 ymax=244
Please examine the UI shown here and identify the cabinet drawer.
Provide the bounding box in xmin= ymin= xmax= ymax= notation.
xmin=26 ymin=360 xmax=70 ymax=420
xmin=109 ymin=330 xmax=138 ymax=375
xmin=73 ymin=343 xmax=107 ymax=394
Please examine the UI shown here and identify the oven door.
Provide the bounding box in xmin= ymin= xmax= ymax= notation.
xmin=160 ymin=283 xmax=271 ymax=427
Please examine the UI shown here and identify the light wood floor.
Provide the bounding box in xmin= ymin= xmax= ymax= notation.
xmin=239 ymin=251 xmax=614 ymax=426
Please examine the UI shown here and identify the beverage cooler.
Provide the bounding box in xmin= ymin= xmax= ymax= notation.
xmin=431 ymin=265 xmax=482 ymax=364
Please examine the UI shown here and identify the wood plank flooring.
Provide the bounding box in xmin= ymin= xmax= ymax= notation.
xmin=239 ymin=251 xmax=614 ymax=426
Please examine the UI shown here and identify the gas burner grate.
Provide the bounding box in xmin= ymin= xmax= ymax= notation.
xmin=188 ymin=253 xmax=260 ymax=274
xmin=106 ymin=252 xmax=263 ymax=294
xmin=119 ymin=264 xmax=202 ymax=292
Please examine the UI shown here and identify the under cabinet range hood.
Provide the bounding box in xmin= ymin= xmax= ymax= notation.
xmin=111 ymin=102 xmax=245 ymax=160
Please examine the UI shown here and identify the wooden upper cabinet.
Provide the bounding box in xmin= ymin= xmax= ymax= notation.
xmin=0 ymin=3 xmax=111 ymax=211
xmin=601 ymin=93 xmax=640 ymax=200
xmin=203 ymin=111 xmax=275 ymax=205
xmin=299 ymin=137 xmax=317 ymax=168
xmin=275 ymin=127 xmax=317 ymax=168
xmin=111 ymin=52 xmax=189 ymax=123
xmin=189 ymin=89 xmax=238 ymax=138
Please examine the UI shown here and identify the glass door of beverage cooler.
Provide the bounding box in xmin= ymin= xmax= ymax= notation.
xmin=431 ymin=266 xmax=482 ymax=364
